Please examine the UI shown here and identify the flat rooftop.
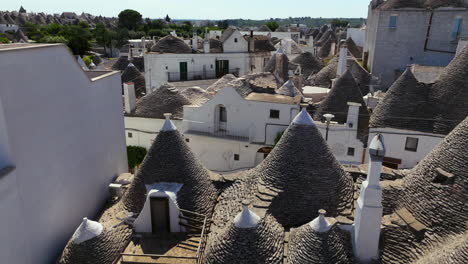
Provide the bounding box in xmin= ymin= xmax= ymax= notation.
xmin=0 ymin=43 xmax=62 ymax=51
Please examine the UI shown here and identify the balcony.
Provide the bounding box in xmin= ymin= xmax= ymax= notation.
xmin=184 ymin=127 xmax=251 ymax=142
xmin=167 ymin=68 xmax=240 ymax=82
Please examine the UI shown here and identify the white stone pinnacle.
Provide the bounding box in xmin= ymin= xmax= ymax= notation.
xmin=161 ymin=113 xmax=177 ymax=131
xmin=127 ymin=63 xmax=135 ymax=67
xmin=292 ymin=108 xmax=315 ymax=126
xmin=71 ymin=217 xmax=103 ymax=244
xmin=234 ymin=205 xmax=261 ymax=228
xmin=309 ymin=209 xmax=331 ymax=232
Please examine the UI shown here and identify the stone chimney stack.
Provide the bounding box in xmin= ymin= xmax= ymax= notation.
xmin=141 ymin=37 xmax=146 ymax=54
xmin=192 ymin=30 xmax=198 ymax=51
xmin=337 ymin=40 xmax=348 ymax=77
xmin=249 ymin=35 xmax=255 ymax=53
xmin=123 ymin=82 xmax=136 ymax=114
xmin=353 ymin=134 xmax=385 ymax=262
xmin=203 ymin=30 xmax=210 ymax=54
xmin=346 ymin=102 xmax=361 ymax=129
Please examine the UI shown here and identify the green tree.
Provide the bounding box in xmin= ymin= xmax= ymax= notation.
xmin=82 ymin=55 xmax=92 ymax=67
xmin=118 ymin=9 xmax=142 ymax=30
xmin=127 ymin=146 xmax=147 ymax=171
xmin=62 ymin=25 xmax=92 ymax=55
xmin=39 ymin=35 xmax=67 ymax=43
xmin=265 ymin=21 xmax=279 ymax=32
xmin=165 ymin=14 xmax=171 ymax=23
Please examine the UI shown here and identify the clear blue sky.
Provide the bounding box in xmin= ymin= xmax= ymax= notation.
xmin=6 ymin=0 xmax=370 ymax=20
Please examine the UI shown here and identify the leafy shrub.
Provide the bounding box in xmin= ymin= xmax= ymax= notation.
xmin=127 ymin=146 xmax=147 ymax=170
xmin=0 ymin=37 xmax=10 ymax=44
xmin=82 ymin=55 xmax=92 ymax=67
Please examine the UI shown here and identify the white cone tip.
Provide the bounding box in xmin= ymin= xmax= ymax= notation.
xmin=71 ymin=217 xmax=103 ymax=244
xmin=309 ymin=209 xmax=331 ymax=232
xmin=292 ymin=108 xmax=315 ymax=126
xmin=234 ymin=205 xmax=261 ymax=228
xmin=161 ymin=113 xmax=177 ymax=131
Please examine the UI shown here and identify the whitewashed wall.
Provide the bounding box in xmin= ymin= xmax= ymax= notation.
xmin=144 ymin=53 xmax=250 ymax=92
xmin=368 ymin=127 xmax=444 ymax=168
xmin=0 ymin=44 xmax=128 ymax=264
xmin=124 ymin=117 xmax=183 ymax=148
xmin=0 ymin=23 xmax=18 ymax=33
xmin=222 ymin=30 xmax=249 ymax=53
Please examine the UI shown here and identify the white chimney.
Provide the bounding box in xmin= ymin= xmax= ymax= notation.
xmin=141 ymin=37 xmax=146 ymax=52
xmin=337 ymin=40 xmax=348 ymax=77
xmin=192 ymin=31 xmax=198 ymax=51
xmin=124 ymin=82 xmax=136 ymax=114
xmin=203 ymin=32 xmax=210 ymax=54
xmin=346 ymin=102 xmax=361 ymax=129
xmin=353 ymin=134 xmax=385 ymax=262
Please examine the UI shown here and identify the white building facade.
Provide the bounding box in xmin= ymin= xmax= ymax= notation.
xmin=0 ymin=44 xmax=128 ymax=263
xmin=367 ymin=127 xmax=444 ymax=169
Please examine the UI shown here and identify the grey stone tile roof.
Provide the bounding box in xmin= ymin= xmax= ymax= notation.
xmin=288 ymin=224 xmax=353 ymax=264
xmin=150 ymin=35 xmax=192 ymax=53
xmin=13 ymin=29 xmax=28 ymax=43
xmin=0 ymin=15 xmax=7 ymax=24
xmin=219 ymin=26 xmax=238 ymax=43
xmin=306 ymin=57 xmax=371 ymax=93
xmin=111 ymin=56 xmax=130 ymax=71
xmin=210 ymin=120 xmax=354 ymax=230
xmin=264 ymin=52 xmax=290 ymax=82
xmin=129 ymin=84 xmax=192 ymax=119
xmin=206 ymin=74 xmax=238 ymax=93
xmin=121 ymin=64 xmax=146 ymax=98
xmin=317 ymin=36 xmax=333 ymax=58
xmin=306 ymin=57 xmax=339 ymax=87
xmin=291 ymin=52 xmax=325 ymax=77
xmin=58 ymin=224 xmax=131 ymax=264
xmin=371 ymin=45 xmax=468 ymax=134
xmin=180 ymin=86 xmax=213 ymax=105
xmin=313 ymin=70 xmax=369 ymax=124
xmin=276 ymin=79 xmax=302 ymax=97
xmin=123 ymin=129 xmax=218 ymax=216
xmin=376 ymin=0 xmax=468 ymax=9
xmin=204 ymin=213 xmax=284 ymax=264
xmin=369 ymin=68 xmax=434 ymax=132
xmin=379 ymin=117 xmax=468 ymax=263
xmin=209 ymin=38 xmax=223 ymax=53
xmin=429 ymin=45 xmax=468 ymax=135
xmin=244 ymin=35 xmax=276 ymax=52
xmin=257 ymin=24 xmax=272 ymax=32
xmin=343 ymin=37 xmax=363 ymax=59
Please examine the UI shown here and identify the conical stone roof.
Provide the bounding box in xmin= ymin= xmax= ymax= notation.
xmin=317 ymin=36 xmax=333 ymax=58
xmin=150 ymin=35 xmax=192 ymax=53
xmin=111 ymin=56 xmax=130 ymax=71
xmin=429 ymin=45 xmax=468 ymax=135
xmin=314 ymin=70 xmax=369 ymax=124
xmin=204 ymin=213 xmax=284 ymax=264
xmin=122 ymin=122 xmax=218 ymax=216
xmin=291 ymin=52 xmax=325 ymax=77
xmin=130 ymin=84 xmax=191 ymax=119
xmin=344 ymin=37 xmax=362 ymax=59
xmin=288 ymin=213 xmax=353 ymax=264
xmin=370 ymin=68 xmax=433 ymax=132
xmin=397 ymin=117 xmax=468 ymax=236
xmin=306 ymin=57 xmax=338 ymax=87
xmin=276 ymin=79 xmax=302 ymax=97
xmin=121 ymin=63 xmax=146 ymax=98
xmin=253 ymin=110 xmax=354 ymax=226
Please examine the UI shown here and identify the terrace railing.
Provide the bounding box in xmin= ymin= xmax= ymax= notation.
xmin=167 ymin=68 xmax=240 ymax=82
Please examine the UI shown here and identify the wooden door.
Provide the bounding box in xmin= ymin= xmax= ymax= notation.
xmin=179 ymin=62 xmax=188 ymax=81
xmin=215 ymin=60 xmax=229 ymax=78
xmin=150 ymin=197 xmax=170 ymax=233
